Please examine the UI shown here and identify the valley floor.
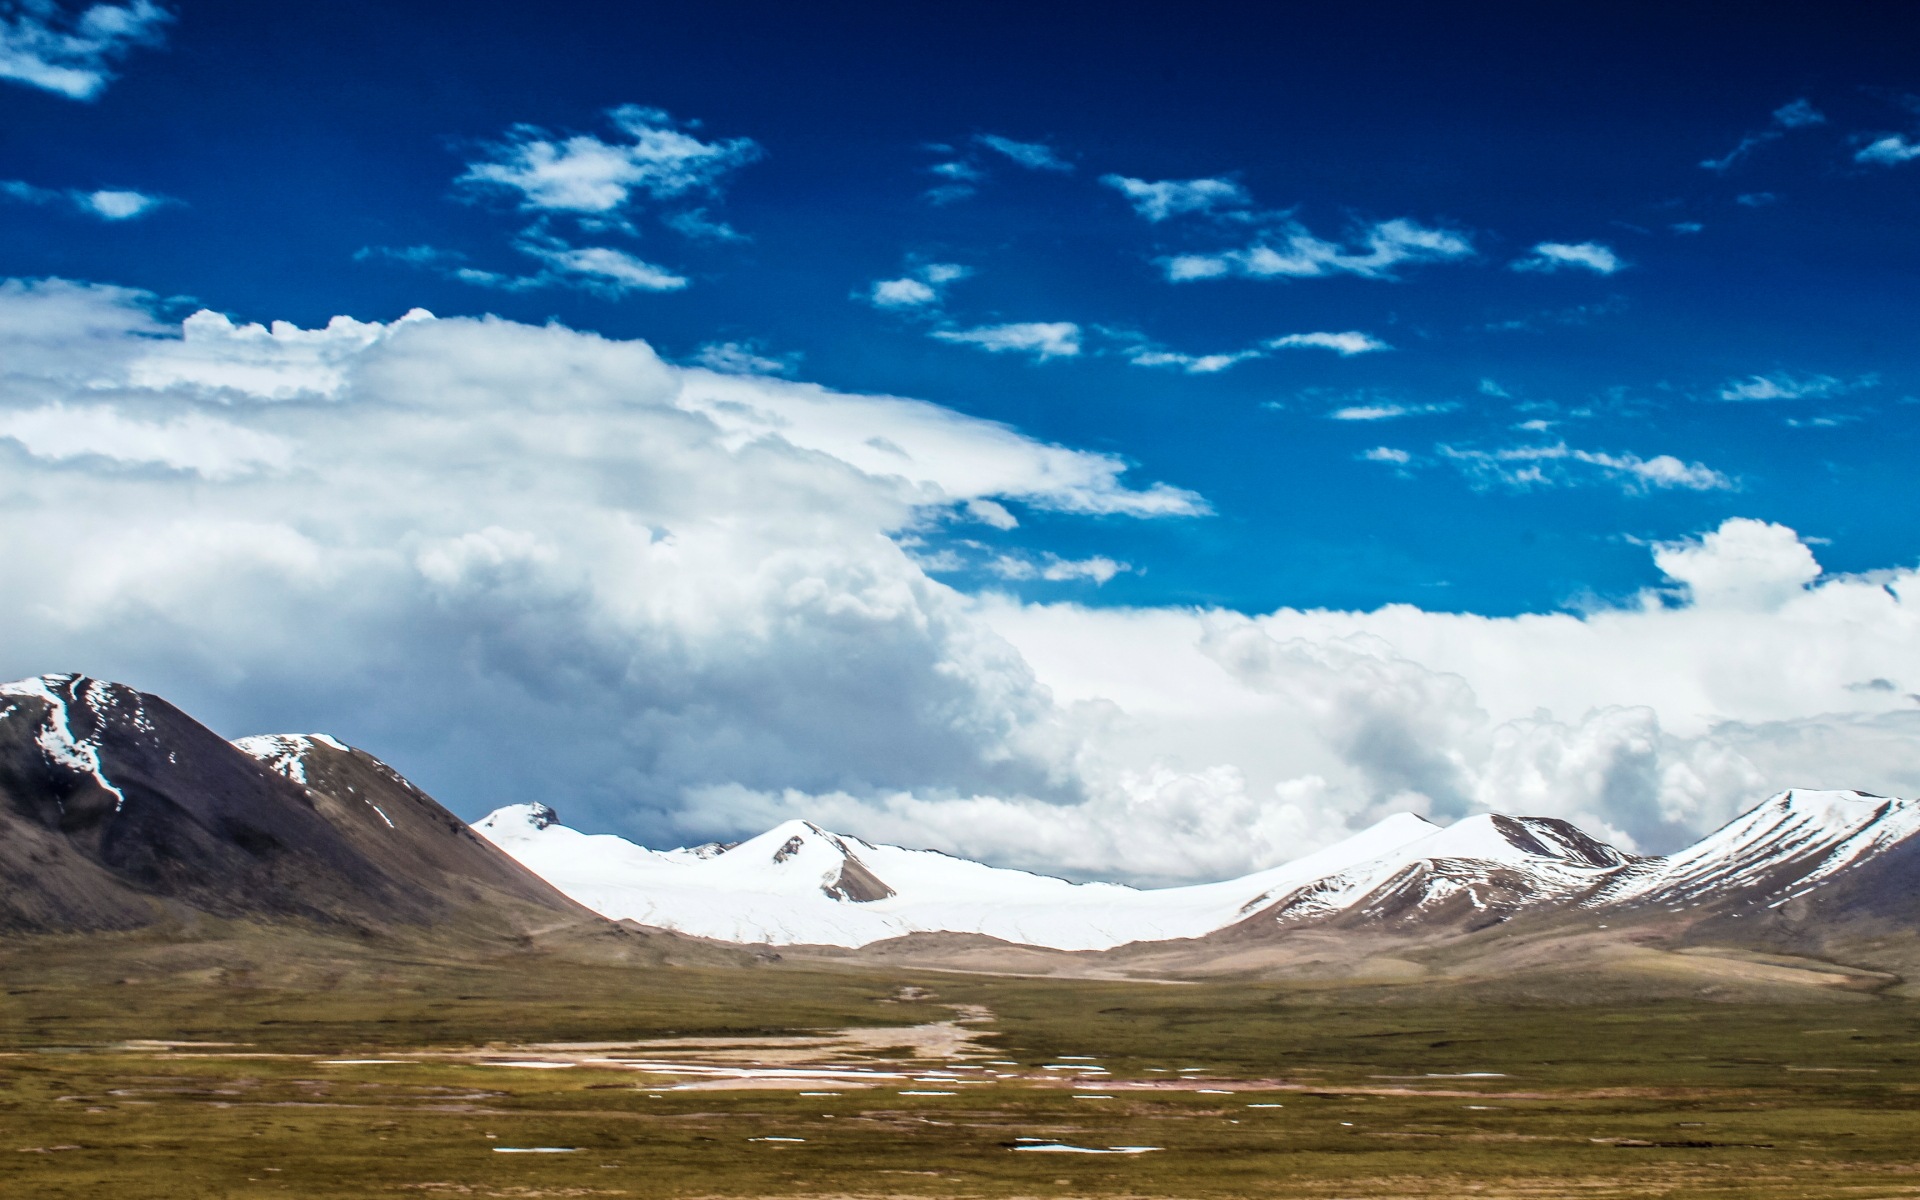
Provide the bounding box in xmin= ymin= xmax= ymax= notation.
xmin=3 ymin=934 xmax=1920 ymax=1199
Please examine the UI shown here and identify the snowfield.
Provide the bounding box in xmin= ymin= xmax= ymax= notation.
xmin=464 ymin=793 xmax=1916 ymax=950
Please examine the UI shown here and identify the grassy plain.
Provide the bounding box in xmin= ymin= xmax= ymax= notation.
xmin=3 ymin=930 xmax=1920 ymax=1199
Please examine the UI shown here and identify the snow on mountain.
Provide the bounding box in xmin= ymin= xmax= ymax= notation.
xmin=473 ymin=804 xmax=1644 ymax=949
xmin=232 ymin=733 xmax=352 ymax=786
xmin=0 ymin=673 xmax=140 ymax=811
xmin=475 ymin=788 xmax=1920 ymax=950
xmin=1258 ymin=813 xmax=1633 ymax=928
xmin=1595 ymin=789 xmax=1920 ymax=912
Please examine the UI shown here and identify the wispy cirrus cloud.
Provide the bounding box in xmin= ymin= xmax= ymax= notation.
xmin=3 ymin=179 xmax=167 ymax=220
xmin=0 ymin=0 xmax=170 ymax=100
xmin=988 ymin=552 xmax=1131 ymax=584
xmin=1716 ymin=371 xmax=1870 ymax=402
xmin=975 ymin=133 xmax=1071 ymax=172
xmin=1100 ymin=174 xmax=1250 ymax=222
xmin=1116 ymin=329 xmax=1389 ymax=375
xmin=512 ymin=239 xmax=688 ymax=293
xmin=932 ymin=321 xmax=1081 ymax=361
xmin=1161 ymin=217 xmax=1473 ymax=283
xmin=1701 ymin=97 xmax=1827 ymax=171
xmin=1437 ymin=441 xmax=1732 ymax=493
xmin=360 ymin=234 xmax=689 ymax=297
xmin=1511 ymin=241 xmax=1623 ymax=274
xmin=1268 ymin=331 xmax=1389 ymax=356
xmin=1329 ymin=400 xmax=1455 ymax=421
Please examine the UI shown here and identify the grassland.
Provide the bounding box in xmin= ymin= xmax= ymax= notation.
xmin=4 ymin=929 xmax=1920 ymax=1199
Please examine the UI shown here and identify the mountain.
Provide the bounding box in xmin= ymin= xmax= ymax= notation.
xmin=0 ymin=673 xmax=594 ymax=937
xmin=475 ymin=790 xmax=1920 ymax=953
xmin=476 ymin=805 xmax=1452 ymax=950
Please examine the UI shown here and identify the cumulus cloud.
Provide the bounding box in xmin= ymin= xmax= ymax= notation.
xmin=3 ymin=277 xmax=1916 ymax=883
xmin=931 ymin=321 xmax=1081 ymax=361
xmin=975 ymin=133 xmax=1071 ymax=172
xmin=976 ymin=519 xmax=1920 ymax=861
xmin=1511 ymin=241 xmax=1623 ymax=274
xmin=3 ymin=179 xmax=168 ymax=220
xmin=459 ymin=104 xmax=761 ymax=217
xmin=1162 ymin=217 xmax=1473 ymax=283
xmin=0 ymin=0 xmax=170 ymax=100
xmin=1100 ymin=174 xmax=1250 ymax=221
xmin=0 ymin=278 xmax=1220 ymax=869
xmin=1437 ymin=441 xmax=1732 ymax=493
xmin=1361 ymin=446 xmax=1411 ymax=464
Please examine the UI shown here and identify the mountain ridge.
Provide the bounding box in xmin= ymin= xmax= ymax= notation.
xmin=474 ymin=789 xmax=1920 ymax=953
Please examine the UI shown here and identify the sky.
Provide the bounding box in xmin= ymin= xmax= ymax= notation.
xmin=3 ymin=1 xmax=1920 ymax=882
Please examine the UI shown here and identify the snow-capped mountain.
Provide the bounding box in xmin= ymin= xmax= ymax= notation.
xmin=475 ymin=789 xmax=1920 ymax=951
xmin=0 ymin=673 xmax=588 ymax=935
xmin=473 ymin=805 xmax=1445 ymax=950
xmin=1594 ymin=788 xmax=1920 ymax=913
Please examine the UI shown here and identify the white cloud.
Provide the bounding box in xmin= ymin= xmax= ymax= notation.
xmin=691 ymin=341 xmax=793 ymax=376
xmin=1162 ymin=217 xmax=1473 ymax=283
xmin=0 ymin=279 xmax=1216 ymax=872
xmin=871 ymin=278 xmax=936 ymax=308
xmin=77 ymin=187 xmax=156 ymax=219
xmin=964 ymin=499 xmax=1019 ymax=530
xmin=1437 ymin=442 xmax=1733 ymax=493
xmin=0 ymin=402 xmax=290 ymax=477
xmin=1773 ymin=98 xmax=1825 ymax=129
xmin=661 ymin=208 xmax=745 ymax=242
xmin=1512 ymin=241 xmax=1623 ymax=274
xmin=1100 ymin=174 xmax=1250 ymax=221
xmin=1361 ymin=446 xmax=1411 ymax=464
xmin=2 ymin=179 xmax=168 ymax=220
xmin=865 ymin=262 xmax=970 ymax=311
xmin=1700 ymin=99 xmax=1825 ymax=171
xmin=975 ymin=519 xmax=1920 ymax=862
xmin=989 ymin=553 xmax=1130 ymax=585
xmin=1116 ymin=329 xmax=1389 ymax=374
xmin=1122 ymin=346 xmax=1261 ymax=375
xmin=458 ymin=104 xmax=761 ymax=216
xmin=1717 ymin=372 xmax=1858 ymax=402
xmin=0 ymin=0 xmax=170 ymax=100
xmin=1652 ymin=518 xmax=1819 ymax=611
xmin=1856 ymin=134 xmax=1920 ymax=166
xmin=516 ymin=241 xmax=688 ymax=293
xmin=1701 ymin=132 xmax=1779 ymax=172
xmin=974 ymin=134 xmax=1071 ymax=172
xmin=1267 ymin=331 xmax=1390 ymax=356
xmin=1 ymin=280 xmax=1914 ymax=883
xmin=931 ymin=321 xmax=1081 ymax=361
xmin=1328 ymin=402 xmax=1453 ymax=421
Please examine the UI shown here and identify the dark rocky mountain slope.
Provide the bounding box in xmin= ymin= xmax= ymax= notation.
xmin=0 ymin=674 xmax=595 ymax=939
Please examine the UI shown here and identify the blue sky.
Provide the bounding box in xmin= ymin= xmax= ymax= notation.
xmin=5 ymin=0 xmax=1916 ymax=612
xmin=4 ymin=1 xmax=1920 ymax=876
